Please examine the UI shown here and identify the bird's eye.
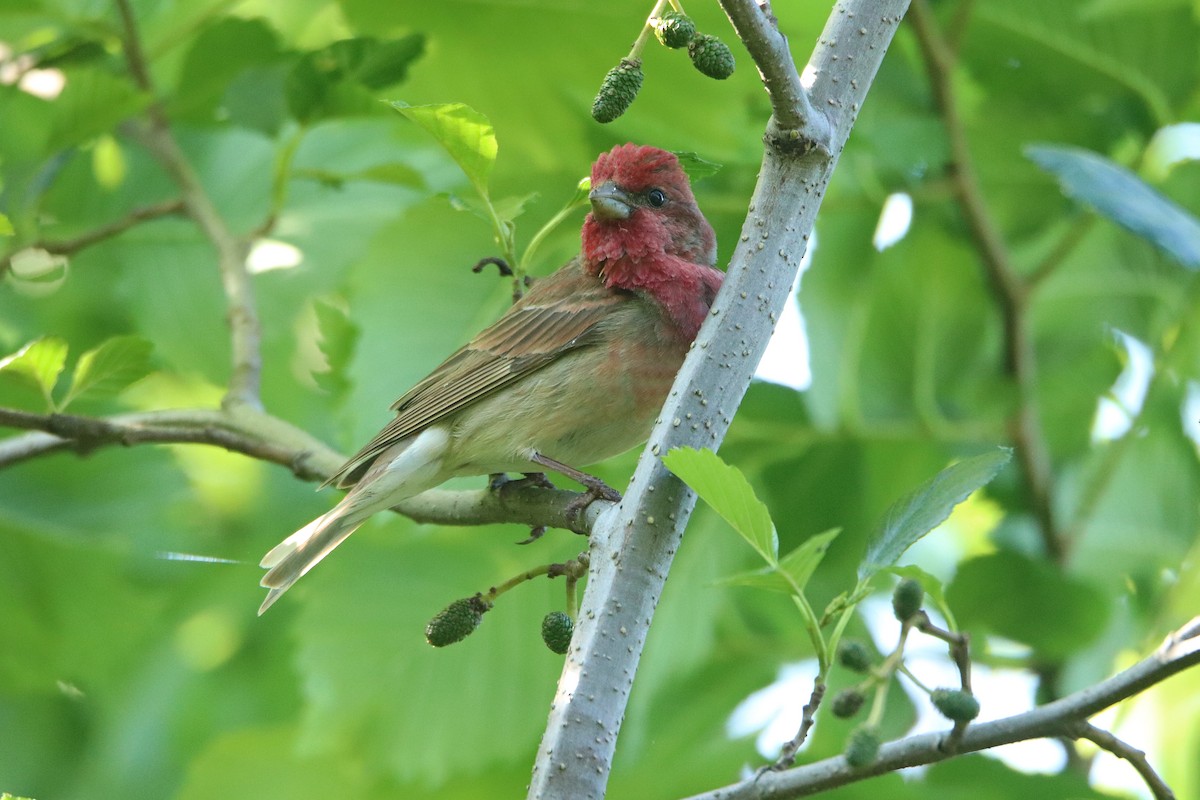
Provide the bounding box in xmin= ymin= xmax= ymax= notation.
xmin=647 ymin=188 xmax=667 ymax=207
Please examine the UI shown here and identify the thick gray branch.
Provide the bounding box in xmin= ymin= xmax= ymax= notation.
xmin=681 ymin=617 xmax=1200 ymax=799
xmin=526 ymin=2 xmax=909 ymax=798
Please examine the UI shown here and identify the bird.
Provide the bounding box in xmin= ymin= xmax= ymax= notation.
xmin=258 ymin=144 xmax=724 ymax=614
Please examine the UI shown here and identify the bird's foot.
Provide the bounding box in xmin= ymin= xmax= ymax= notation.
xmin=472 ymin=257 xmax=513 ymax=277
xmin=489 ymin=472 xmax=557 ymax=493
xmin=529 ymin=453 xmax=622 ymax=526
xmin=516 ymin=525 xmax=548 ymax=545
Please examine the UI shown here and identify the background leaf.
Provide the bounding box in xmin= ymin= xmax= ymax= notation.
xmin=62 ymin=335 xmax=153 ymax=407
xmin=1026 ymin=143 xmax=1200 ymax=268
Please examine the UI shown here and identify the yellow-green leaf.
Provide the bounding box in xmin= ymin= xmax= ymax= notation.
xmin=92 ymin=133 xmax=127 ymax=190
xmin=663 ymin=446 xmax=777 ymax=564
xmin=0 ymin=337 xmax=68 ymax=409
xmin=391 ymin=102 xmax=496 ymax=197
xmin=63 ymin=335 xmax=153 ymax=407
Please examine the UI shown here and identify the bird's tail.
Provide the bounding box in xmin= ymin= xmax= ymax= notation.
xmin=256 ymin=426 xmax=453 ymax=615
xmin=258 ymin=505 xmax=367 ymax=615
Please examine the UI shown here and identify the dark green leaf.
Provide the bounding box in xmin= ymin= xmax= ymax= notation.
xmin=949 ymin=550 xmax=1109 ymax=660
xmin=1026 ymin=144 xmax=1200 ymax=269
xmin=859 ymin=448 xmax=1012 ymax=579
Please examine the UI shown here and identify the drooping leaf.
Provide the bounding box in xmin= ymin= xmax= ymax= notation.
xmin=663 ymin=447 xmax=777 ymax=564
xmin=391 ymin=102 xmax=497 ymax=197
xmin=859 ymin=448 xmax=1012 ymax=579
xmin=1026 ymin=144 xmax=1200 ymax=269
xmin=0 ymin=337 xmax=68 ymax=409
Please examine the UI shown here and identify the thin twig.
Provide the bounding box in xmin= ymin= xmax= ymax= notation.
xmin=115 ymin=0 xmax=263 ymax=410
xmin=1066 ymin=721 xmax=1175 ymax=800
xmin=0 ymin=405 xmax=603 ymax=535
xmin=908 ymin=0 xmax=1063 ymax=563
xmin=718 ymin=0 xmax=830 ymax=150
xmin=0 ymin=199 xmax=185 ymax=276
xmin=681 ymin=616 xmax=1200 ymax=800
xmin=774 ymin=681 xmax=826 ymax=768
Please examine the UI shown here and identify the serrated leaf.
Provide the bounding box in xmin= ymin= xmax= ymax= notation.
xmin=0 ymin=337 xmax=68 ymax=409
xmin=1026 ymin=144 xmax=1200 ymax=269
xmin=672 ymin=151 xmax=722 ymax=181
xmin=717 ymin=529 xmax=840 ymax=594
xmin=778 ymin=528 xmax=841 ymax=591
xmin=62 ymin=336 xmax=152 ymax=407
xmin=663 ymin=446 xmax=777 ymax=564
xmin=859 ymin=448 xmax=1012 ymax=579
xmin=391 ymin=102 xmax=497 ymax=197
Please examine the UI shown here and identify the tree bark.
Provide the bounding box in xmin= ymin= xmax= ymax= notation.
xmin=526 ymin=2 xmax=912 ymax=797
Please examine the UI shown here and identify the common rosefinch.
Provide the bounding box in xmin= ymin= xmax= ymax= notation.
xmin=258 ymin=144 xmax=723 ymax=614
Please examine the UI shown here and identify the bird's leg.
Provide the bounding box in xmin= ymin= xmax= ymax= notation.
xmin=489 ymin=473 xmax=558 ymax=544
xmin=530 ymin=453 xmax=622 ymax=523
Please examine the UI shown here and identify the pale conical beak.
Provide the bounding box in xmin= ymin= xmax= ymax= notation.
xmin=589 ymin=180 xmax=633 ymax=220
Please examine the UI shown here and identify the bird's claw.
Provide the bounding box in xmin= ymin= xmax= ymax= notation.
xmin=564 ymin=479 xmax=622 ymax=525
xmin=516 ymin=525 xmax=547 ymax=545
xmin=489 ymin=472 xmax=556 ymax=493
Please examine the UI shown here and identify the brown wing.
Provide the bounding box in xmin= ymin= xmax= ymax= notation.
xmin=327 ymin=259 xmax=626 ymax=487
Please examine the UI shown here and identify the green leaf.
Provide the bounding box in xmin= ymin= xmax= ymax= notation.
xmin=62 ymin=335 xmax=153 ymax=407
xmin=91 ymin=133 xmax=126 ymax=190
xmin=663 ymin=447 xmax=778 ymax=564
xmin=948 ymin=551 xmax=1109 ymax=659
xmin=0 ymin=337 xmax=68 ymax=409
xmin=1026 ymin=144 xmax=1200 ymax=269
xmin=859 ymin=448 xmax=1012 ymax=579
xmin=718 ymin=529 xmax=840 ymax=593
xmin=778 ymin=528 xmax=841 ymax=590
xmin=312 ymin=300 xmax=360 ymax=397
xmin=0 ymin=212 xmax=12 ymax=236
xmin=672 ymin=151 xmax=722 ymax=181
xmin=391 ymin=102 xmax=497 ymax=197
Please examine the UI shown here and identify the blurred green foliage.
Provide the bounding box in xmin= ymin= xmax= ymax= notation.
xmin=1 ymin=1 xmax=1199 ymax=799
